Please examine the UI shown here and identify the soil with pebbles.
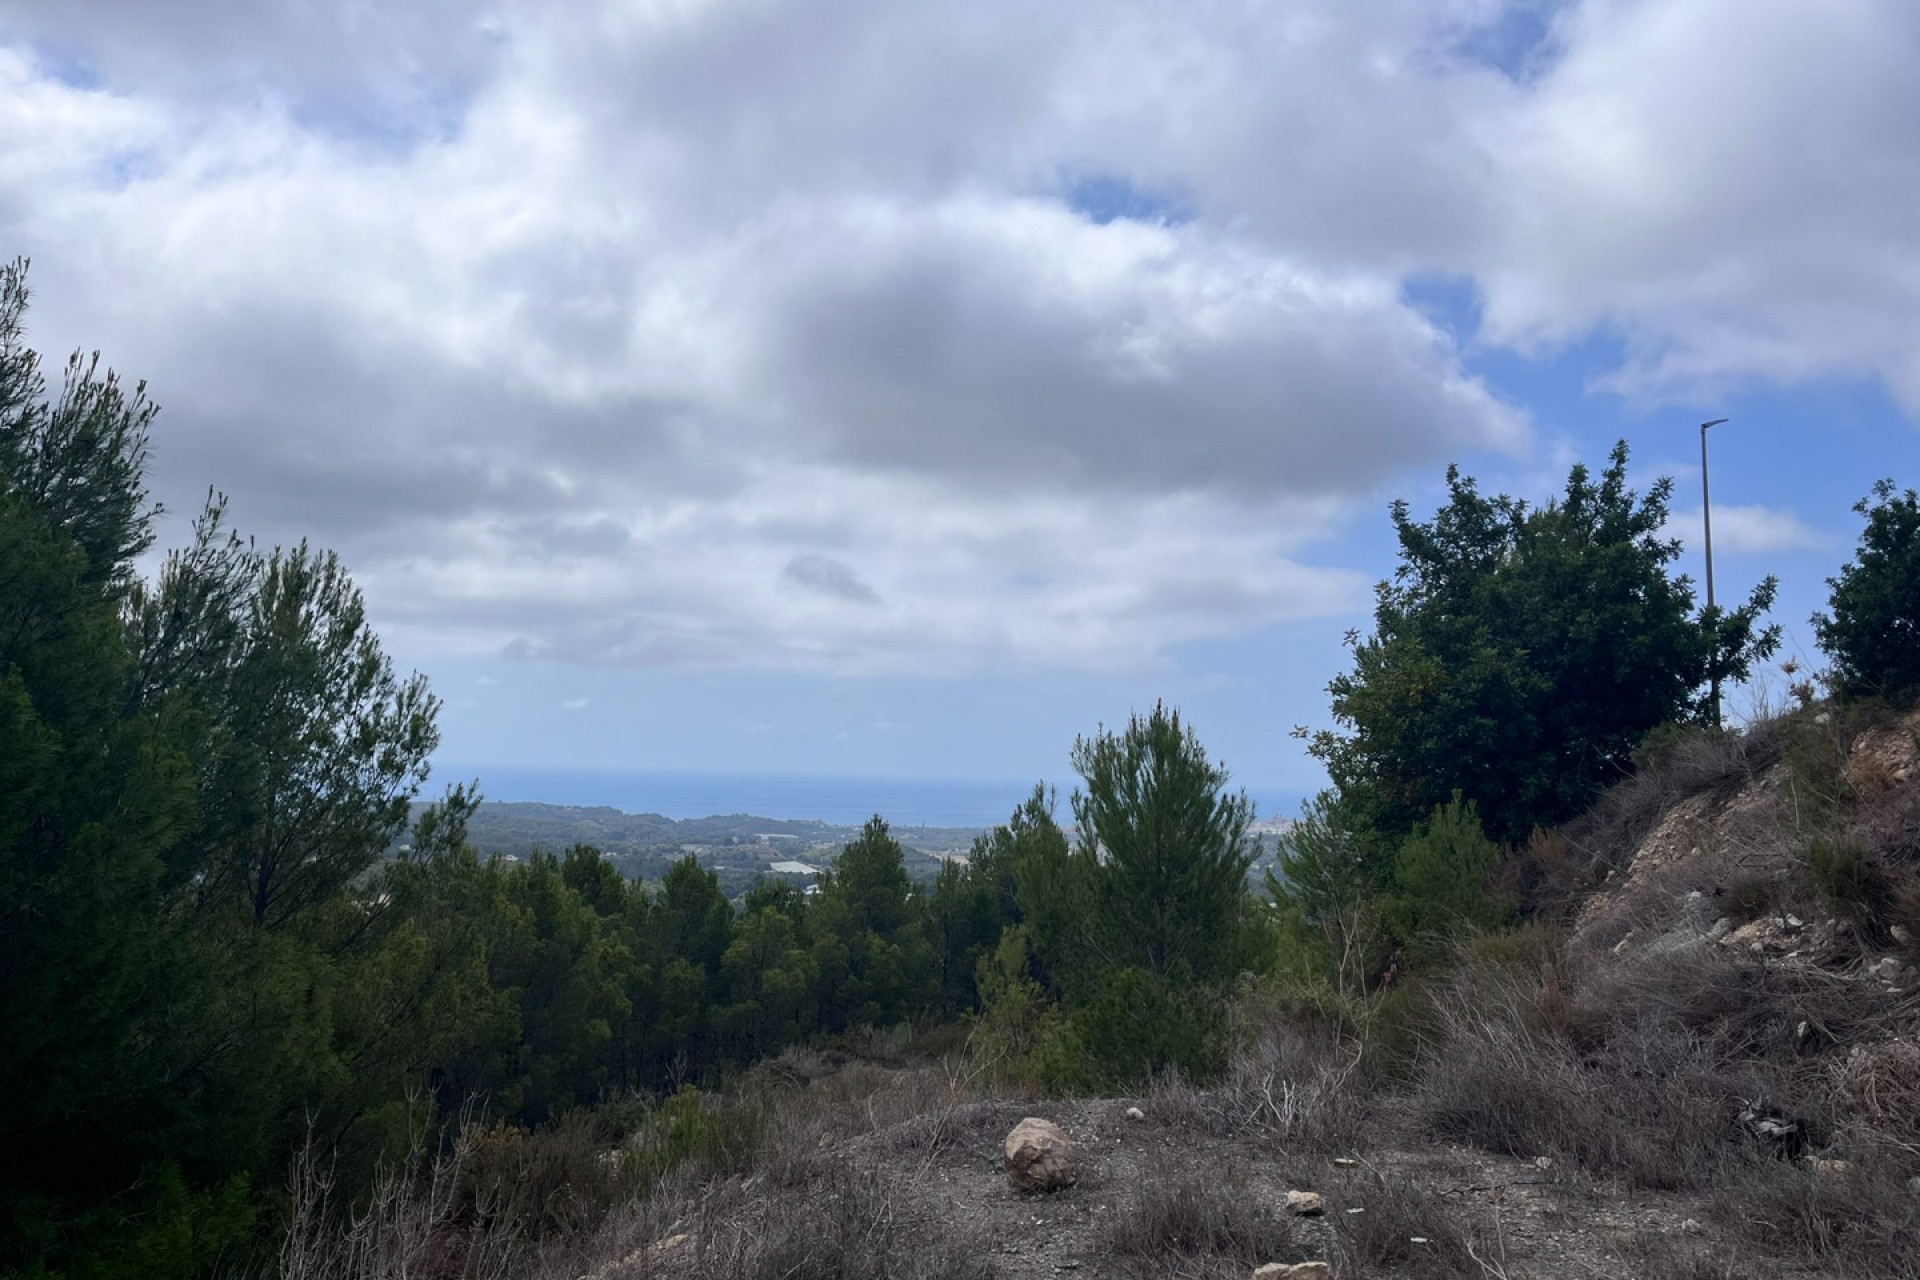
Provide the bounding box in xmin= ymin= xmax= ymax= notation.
xmin=781 ymin=1092 xmax=1774 ymax=1280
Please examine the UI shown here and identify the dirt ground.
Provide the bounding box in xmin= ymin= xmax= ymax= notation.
xmin=683 ymin=1091 xmax=1783 ymax=1280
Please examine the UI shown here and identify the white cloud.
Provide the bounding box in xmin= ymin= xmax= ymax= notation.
xmin=3 ymin=0 xmax=1914 ymax=680
xmin=1663 ymin=505 xmax=1838 ymax=556
xmin=1474 ymin=0 xmax=1920 ymax=409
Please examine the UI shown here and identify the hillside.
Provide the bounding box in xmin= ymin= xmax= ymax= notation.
xmin=292 ymin=703 xmax=1920 ymax=1279
xmin=439 ymin=800 xmax=1292 ymax=898
xmin=441 ymin=801 xmax=986 ymax=895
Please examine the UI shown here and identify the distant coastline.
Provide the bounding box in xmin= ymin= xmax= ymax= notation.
xmin=433 ymin=765 xmax=1306 ymax=830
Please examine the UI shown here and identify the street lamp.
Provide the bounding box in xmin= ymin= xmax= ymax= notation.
xmin=1700 ymin=417 xmax=1730 ymax=728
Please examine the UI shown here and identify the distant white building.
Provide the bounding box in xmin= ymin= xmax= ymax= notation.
xmin=769 ymin=860 xmax=823 ymax=876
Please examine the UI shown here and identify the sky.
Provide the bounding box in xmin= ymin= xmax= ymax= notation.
xmin=1 ymin=0 xmax=1915 ymax=805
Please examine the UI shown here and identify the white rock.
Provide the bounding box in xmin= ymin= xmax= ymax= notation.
xmin=1284 ymin=1190 xmax=1325 ymax=1217
xmin=1125 ymin=1106 xmax=1145 ymax=1121
xmin=1004 ymin=1117 xmax=1076 ymax=1193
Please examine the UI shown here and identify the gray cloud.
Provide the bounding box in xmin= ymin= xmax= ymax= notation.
xmin=782 ymin=554 xmax=882 ymax=605
xmin=3 ymin=0 xmax=1913 ymax=678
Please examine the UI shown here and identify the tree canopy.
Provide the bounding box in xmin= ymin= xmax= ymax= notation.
xmin=1813 ymin=478 xmax=1920 ymax=707
xmin=1310 ymin=442 xmax=1779 ymax=844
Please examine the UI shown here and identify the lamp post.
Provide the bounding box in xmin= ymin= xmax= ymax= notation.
xmin=1700 ymin=417 xmax=1730 ymax=728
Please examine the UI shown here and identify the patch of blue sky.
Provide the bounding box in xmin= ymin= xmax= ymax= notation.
xmin=1063 ymin=173 xmax=1191 ymax=228
xmin=288 ymin=82 xmax=477 ymax=158
xmin=1445 ymin=0 xmax=1571 ymax=84
xmin=18 ymin=40 xmax=102 ymax=90
xmin=100 ymin=148 xmax=161 ymax=190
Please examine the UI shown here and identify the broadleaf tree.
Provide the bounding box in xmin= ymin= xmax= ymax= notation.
xmin=1813 ymin=479 xmax=1920 ymax=706
xmin=1310 ymin=442 xmax=1779 ymax=845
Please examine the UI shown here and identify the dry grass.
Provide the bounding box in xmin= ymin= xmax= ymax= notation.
xmin=1104 ymin=1160 xmax=1296 ymax=1278
xmin=1136 ymin=983 xmax=1379 ymax=1159
xmin=1327 ymin=1166 xmax=1488 ymax=1279
xmin=1712 ymin=1159 xmax=1920 ymax=1279
xmin=1544 ymin=722 xmax=1785 ymax=906
xmin=673 ymin=1160 xmax=998 ymax=1280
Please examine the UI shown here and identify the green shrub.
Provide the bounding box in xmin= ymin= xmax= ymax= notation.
xmin=1040 ymin=968 xmax=1226 ymax=1093
xmin=52 ymin=1165 xmax=255 ymax=1280
xmin=969 ymin=927 xmax=1068 ymax=1094
xmin=1806 ymin=836 xmax=1893 ymax=926
xmin=1385 ymin=794 xmax=1513 ymax=950
xmin=625 ymin=1086 xmax=765 ymax=1187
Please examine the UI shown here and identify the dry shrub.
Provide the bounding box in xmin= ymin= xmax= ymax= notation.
xmin=1722 ymin=873 xmax=1775 ymax=923
xmin=1611 ymin=1235 xmax=1764 ymax=1280
xmin=1416 ymin=913 xmax=1920 ymax=1205
xmin=280 ymin=1125 xmax=531 ymax=1280
xmin=829 ymin=1021 xmax=915 ymax=1067
xmin=1835 ymin=1039 xmax=1920 ymax=1129
xmin=1105 ymin=1161 xmax=1295 ymax=1275
xmin=1416 ymin=942 xmax=1813 ymax=1190
xmin=1498 ymin=826 xmax=1579 ymax=918
xmin=739 ymin=1056 xmax=963 ymax=1164
xmin=462 ymin=1110 xmax=629 ymax=1237
xmin=1328 ymin=1167 xmax=1484 ymax=1279
xmin=1555 ymin=723 xmax=1783 ymax=894
xmin=1714 ymin=1159 xmax=1920 ymax=1279
xmin=1139 ymin=984 xmax=1377 ymax=1154
xmin=677 ymin=1160 xmax=997 ymax=1280
xmin=878 ymin=1098 xmax=1005 ymax=1159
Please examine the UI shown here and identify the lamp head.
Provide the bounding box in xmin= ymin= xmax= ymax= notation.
xmin=1701 ymin=417 xmax=1730 ymax=430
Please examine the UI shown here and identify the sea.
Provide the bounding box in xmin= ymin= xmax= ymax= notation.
xmin=438 ymin=766 xmax=1305 ymax=830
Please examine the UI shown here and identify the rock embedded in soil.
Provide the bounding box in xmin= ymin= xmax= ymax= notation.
xmin=1284 ymin=1190 xmax=1325 ymax=1216
xmin=1004 ymin=1117 xmax=1077 ymax=1193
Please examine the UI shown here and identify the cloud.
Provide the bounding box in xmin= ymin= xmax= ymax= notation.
xmin=3 ymin=0 xmax=1913 ymax=679
xmin=782 ymin=554 xmax=882 ymax=606
xmin=1663 ymin=505 xmax=1839 ymax=556
xmin=559 ymin=697 xmax=590 ymax=711
xmin=395 ymin=471 xmax=1371 ymax=675
xmin=1473 ymin=0 xmax=1920 ymax=410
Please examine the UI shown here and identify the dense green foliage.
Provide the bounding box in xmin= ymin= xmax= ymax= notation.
xmin=1310 ymin=442 xmax=1779 ymax=845
xmin=0 ymin=261 xmax=434 ymax=1273
xmin=1813 ymin=479 xmax=1920 ymax=706
xmin=0 ymin=264 xmax=1036 ymax=1278
xmin=994 ymin=706 xmax=1265 ymax=1088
